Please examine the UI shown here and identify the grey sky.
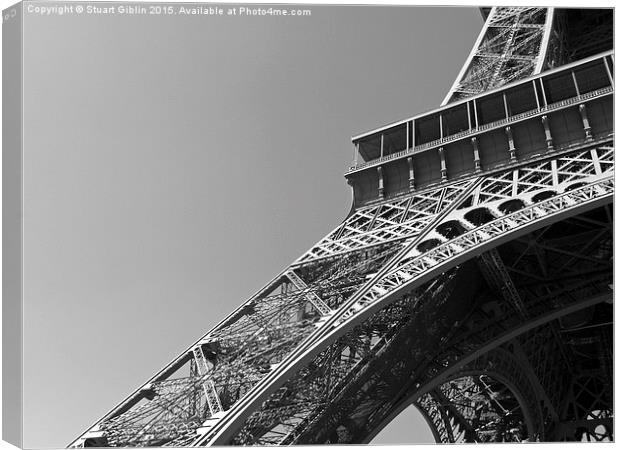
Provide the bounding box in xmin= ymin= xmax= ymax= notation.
xmin=20 ymin=3 xmax=482 ymax=447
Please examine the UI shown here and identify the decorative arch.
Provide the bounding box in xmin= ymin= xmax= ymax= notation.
xmin=499 ymin=199 xmax=526 ymax=214
xmin=436 ymin=220 xmax=468 ymax=239
xmin=464 ymin=207 xmax=496 ymax=226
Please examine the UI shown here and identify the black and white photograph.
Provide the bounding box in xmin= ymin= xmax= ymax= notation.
xmin=1 ymin=2 xmax=614 ymax=447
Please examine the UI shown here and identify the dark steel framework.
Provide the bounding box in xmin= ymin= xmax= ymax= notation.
xmin=71 ymin=7 xmax=613 ymax=446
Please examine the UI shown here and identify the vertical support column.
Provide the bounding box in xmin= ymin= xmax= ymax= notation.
xmin=550 ymin=159 xmax=559 ymax=187
xmin=353 ymin=142 xmax=359 ymax=166
xmin=192 ymin=346 xmax=211 ymax=374
xmin=539 ymin=79 xmax=548 ymax=106
xmin=192 ymin=346 xmax=223 ymax=416
xmin=406 ymin=121 xmax=410 ymax=150
xmin=438 ymin=147 xmax=447 ymax=181
xmin=505 ymin=126 xmax=517 ymax=161
xmin=407 ymin=156 xmax=415 ymax=190
xmin=412 ymin=119 xmax=416 ymax=148
xmin=532 ymin=80 xmax=540 ymax=109
xmin=471 ymin=137 xmax=481 ymax=172
xmin=380 ymin=134 xmax=384 ymax=159
xmin=467 ymin=102 xmax=472 ymax=130
xmin=377 ymin=166 xmax=384 ymax=199
xmin=603 ymin=57 xmax=614 ymax=88
xmin=541 ymin=115 xmax=554 ymax=150
xmin=439 ymin=114 xmax=444 ymax=139
xmin=473 ymin=99 xmax=479 ymax=128
xmin=188 ymin=359 xmax=200 ymax=418
xmin=578 ymin=104 xmax=593 ymax=141
xmin=571 ymin=71 xmax=580 ymax=96
xmin=502 ymin=92 xmax=510 ymax=118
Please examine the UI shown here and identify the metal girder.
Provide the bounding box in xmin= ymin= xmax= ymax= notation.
xmin=249 ymin=268 xmax=611 ymax=446
xmin=443 ymin=7 xmax=554 ymax=104
xmin=330 ymin=176 xmax=612 ymax=330
xmin=294 ymin=179 xmax=475 ymax=264
xmin=202 ymin=178 xmax=612 ymax=442
xmin=70 ymin=144 xmax=613 ymax=447
xmin=219 ymin=195 xmax=612 ymax=445
xmin=70 ymin=8 xmax=613 ymax=448
xmin=285 ymin=271 xmax=332 ymax=316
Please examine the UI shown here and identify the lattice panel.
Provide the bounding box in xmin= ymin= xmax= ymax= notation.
xmin=70 ymin=6 xmax=614 ymax=443
xmin=295 ymin=179 xmax=476 ymax=264
xmin=444 ymin=7 xmax=552 ymax=104
xmin=72 ymin=144 xmax=613 ymax=448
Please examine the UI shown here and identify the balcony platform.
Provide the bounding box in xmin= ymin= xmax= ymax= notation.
xmin=346 ymin=52 xmax=614 ymax=208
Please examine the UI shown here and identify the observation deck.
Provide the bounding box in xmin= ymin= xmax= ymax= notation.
xmin=346 ymin=51 xmax=614 ymax=208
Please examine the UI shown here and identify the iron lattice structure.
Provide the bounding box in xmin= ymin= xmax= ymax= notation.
xmin=71 ymin=7 xmax=613 ymax=446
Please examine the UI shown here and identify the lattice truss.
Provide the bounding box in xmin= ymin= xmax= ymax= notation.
xmin=445 ymin=7 xmax=552 ymax=103
xmin=295 ymin=180 xmax=474 ymax=263
xmin=74 ymin=143 xmax=613 ymax=447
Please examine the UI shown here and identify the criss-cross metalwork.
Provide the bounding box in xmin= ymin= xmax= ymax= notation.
xmin=71 ymin=7 xmax=613 ymax=447
xmin=443 ymin=7 xmax=554 ymax=104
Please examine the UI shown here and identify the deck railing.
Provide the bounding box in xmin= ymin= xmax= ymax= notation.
xmin=349 ymin=51 xmax=614 ymax=173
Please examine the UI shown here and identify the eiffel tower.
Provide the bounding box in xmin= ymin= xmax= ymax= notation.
xmin=71 ymin=7 xmax=613 ymax=446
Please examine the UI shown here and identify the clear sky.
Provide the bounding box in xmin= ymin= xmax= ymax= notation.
xmin=19 ymin=3 xmax=482 ymax=447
